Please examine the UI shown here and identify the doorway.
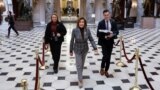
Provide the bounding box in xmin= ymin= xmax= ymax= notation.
xmin=60 ymin=0 xmax=79 ymax=22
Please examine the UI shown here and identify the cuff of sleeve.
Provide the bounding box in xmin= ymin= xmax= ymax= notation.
xmin=94 ymin=48 xmax=97 ymax=50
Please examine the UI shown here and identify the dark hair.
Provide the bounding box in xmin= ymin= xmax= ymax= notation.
xmin=51 ymin=14 xmax=59 ymax=23
xmin=77 ymin=17 xmax=87 ymax=28
xmin=103 ymin=9 xmax=110 ymax=14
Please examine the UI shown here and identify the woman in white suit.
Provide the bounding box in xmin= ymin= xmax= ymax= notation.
xmin=70 ymin=17 xmax=98 ymax=88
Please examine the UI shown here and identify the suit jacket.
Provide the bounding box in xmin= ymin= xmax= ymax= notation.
xmin=44 ymin=21 xmax=67 ymax=44
xmin=97 ymin=19 xmax=119 ymax=46
xmin=70 ymin=28 xmax=97 ymax=54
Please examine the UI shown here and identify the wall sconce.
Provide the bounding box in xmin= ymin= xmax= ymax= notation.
xmin=0 ymin=0 xmax=5 ymax=13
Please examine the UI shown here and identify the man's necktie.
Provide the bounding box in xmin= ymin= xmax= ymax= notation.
xmin=106 ymin=20 xmax=109 ymax=30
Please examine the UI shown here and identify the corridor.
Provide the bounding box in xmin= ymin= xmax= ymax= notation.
xmin=0 ymin=23 xmax=160 ymax=90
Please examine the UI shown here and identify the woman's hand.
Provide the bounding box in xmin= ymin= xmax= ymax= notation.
xmin=107 ymin=33 xmax=113 ymax=38
xmin=45 ymin=44 xmax=49 ymax=48
xmin=57 ymin=33 xmax=61 ymax=37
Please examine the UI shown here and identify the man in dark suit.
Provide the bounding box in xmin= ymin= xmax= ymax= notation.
xmin=97 ymin=9 xmax=119 ymax=77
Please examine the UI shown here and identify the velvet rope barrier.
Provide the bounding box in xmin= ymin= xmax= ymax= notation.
xmin=122 ymin=41 xmax=136 ymax=63
xmin=38 ymin=55 xmax=43 ymax=66
xmin=34 ymin=56 xmax=39 ymax=90
xmin=37 ymin=43 xmax=48 ymax=66
xmin=42 ymin=43 xmax=45 ymax=66
xmin=139 ymin=57 xmax=154 ymax=90
xmin=114 ymin=40 xmax=120 ymax=46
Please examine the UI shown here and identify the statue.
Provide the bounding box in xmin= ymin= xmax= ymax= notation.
xmin=126 ymin=0 xmax=132 ymax=18
xmin=156 ymin=0 xmax=160 ymax=17
xmin=66 ymin=1 xmax=75 ymax=16
xmin=112 ymin=0 xmax=122 ymax=21
xmin=17 ymin=0 xmax=32 ymax=20
xmin=143 ymin=0 xmax=153 ymax=16
xmin=67 ymin=6 xmax=72 ymax=15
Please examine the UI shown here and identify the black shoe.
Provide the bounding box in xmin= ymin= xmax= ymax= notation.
xmin=54 ymin=69 xmax=58 ymax=74
xmin=6 ymin=35 xmax=9 ymax=38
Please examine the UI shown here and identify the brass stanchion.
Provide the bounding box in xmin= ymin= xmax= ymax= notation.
xmin=130 ymin=48 xmax=141 ymax=90
xmin=36 ymin=47 xmax=49 ymax=70
xmin=39 ymin=42 xmax=49 ymax=70
xmin=21 ymin=79 xmax=28 ymax=90
xmin=116 ymin=35 xmax=126 ymax=67
xmin=44 ymin=45 xmax=50 ymax=69
xmin=39 ymin=65 xmax=49 ymax=70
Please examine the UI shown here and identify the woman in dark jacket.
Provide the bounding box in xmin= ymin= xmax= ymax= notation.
xmin=44 ymin=14 xmax=67 ymax=73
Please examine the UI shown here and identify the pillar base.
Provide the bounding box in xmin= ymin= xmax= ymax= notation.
xmin=141 ymin=17 xmax=155 ymax=29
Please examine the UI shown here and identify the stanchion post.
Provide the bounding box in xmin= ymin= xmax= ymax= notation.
xmin=116 ymin=35 xmax=126 ymax=67
xmin=39 ymin=43 xmax=49 ymax=70
xmin=21 ymin=79 xmax=28 ymax=90
xmin=130 ymin=48 xmax=141 ymax=90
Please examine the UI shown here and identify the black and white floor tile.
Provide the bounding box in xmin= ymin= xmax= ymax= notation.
xmin=0 ymin=24 xmax=160 ymax=90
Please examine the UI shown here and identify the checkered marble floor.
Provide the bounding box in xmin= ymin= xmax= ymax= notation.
xmin=0 ymin=24 xmax=160 ymax=90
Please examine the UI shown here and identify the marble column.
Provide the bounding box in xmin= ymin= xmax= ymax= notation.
xmin=53 ymin=0 xmax=61 ymax=21
xmin=33 ymin=0 xmax=46 ymax=25
xmin=107 ymin=0 xmax=113 ymax=12
xmin=102 ymin=0 xmax=107 ymax=9
xmin=45 ymin=0 xmax=53 ymax=23
xmin=86 ymin=0 xmax=95 ymax=24
xmin=7 ymin=0 xmax=13 ymax=12
xmin=1 ymin=0 xmax=10 ymax=29
xmin=39 ymin=0 xmax=45 ymax=25
xmin=79 ymin=0 xmax=86 ymax=18
xmin=95 ymin=0 xmax=104 ymax=25
xmin=136 ymin=0 xmax=144 ymax=25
